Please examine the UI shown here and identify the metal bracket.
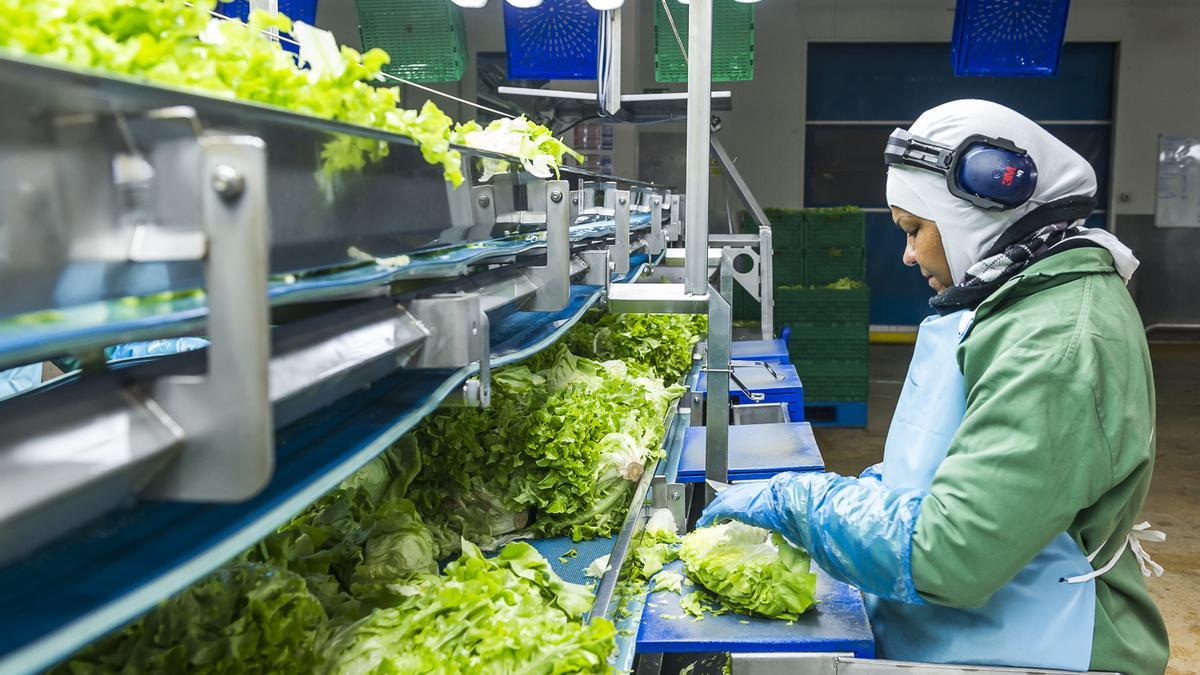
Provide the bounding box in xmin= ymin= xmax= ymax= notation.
xmin=651 ymin=478 xmax=687 ymax=535
xmin=409 ymin=292 xmax=491 ymax=408
xmin=667 ymin=192 xmax=682 ymax=242
xmin=647 ymin=193 xmax=666 ymax=256
xmin=581 ymin=248 xmax=613 ymax=298
xmin=144 ymin=133 xmax=273 ymax=501
xmin=612 ymin=189 xmax=631 ymax=275
xmin=525 ymin=180 xmax=571 ymax=311
xmin=470 ymin=184 xmax=497 ymax=239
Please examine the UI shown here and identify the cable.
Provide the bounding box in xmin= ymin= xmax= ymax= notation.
xmin=190 ymin=4 xmax=516 ymax=120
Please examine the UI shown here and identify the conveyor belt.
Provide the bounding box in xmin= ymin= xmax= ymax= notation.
xmin=0 ymin=259 xmax=654 ymax=675
xmin=0 ymin=218 xmax=652 ymax=372
xmin=637 ymin=561 xmax=875 ymax=657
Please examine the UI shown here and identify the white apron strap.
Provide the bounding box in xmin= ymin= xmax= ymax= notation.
xmin=1063 ymin=522 xmax=1166 ymax=584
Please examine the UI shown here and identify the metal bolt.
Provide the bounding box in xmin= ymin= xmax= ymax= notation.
xmin=618 ymin=196 xmax=628 ymax=206
xmin=477 ymin=194 xmax=491 ymax=208
xmin=670 ymin=490 xmax=681 ymax=501
xmin=211 ymin=164 xmax=244 ymax=201
xmin=550 ymin=190 xmax=563 ymax=203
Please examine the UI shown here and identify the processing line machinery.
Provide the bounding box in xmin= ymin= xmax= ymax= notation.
xmin=0 ymin=46 xmax=796 ymax=672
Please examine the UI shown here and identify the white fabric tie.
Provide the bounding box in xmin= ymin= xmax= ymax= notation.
xmin=1064 ymin=522 xmax=1166 ymax=584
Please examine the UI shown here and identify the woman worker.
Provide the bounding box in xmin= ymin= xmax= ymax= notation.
xmin=700 ymin=99 xmax=1169 ymax=673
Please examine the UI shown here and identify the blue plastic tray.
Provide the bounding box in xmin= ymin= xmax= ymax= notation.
xmin=730 ymin=338 xmax=789 ymax=364
xmin=503 ymin=0 xmax=599 ymax=80
xmin=695 ymin=363 xmax=805 ymax=423
xmin=675 ymin=422 xmax=823 ymax=483
xmin=951 ymin=0 xmax=1071 ymax=77
xmin=638 ymin=560 xmax=875 ymax=656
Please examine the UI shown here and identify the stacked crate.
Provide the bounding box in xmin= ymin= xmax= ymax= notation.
xmin=735 ymin=208 xmax=869 ymax=418
xmin=783 ymin=208 xmax=868 ymax=408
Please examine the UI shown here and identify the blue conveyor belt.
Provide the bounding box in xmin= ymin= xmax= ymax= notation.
xmin=0 ymin=258 xmax=657 ymax=675
xmin=0 ymin=216 xmax=652 ymax=371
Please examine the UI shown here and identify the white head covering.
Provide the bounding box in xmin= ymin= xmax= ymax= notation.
xmin=886 ymin=99 xmax=1137 ymax=283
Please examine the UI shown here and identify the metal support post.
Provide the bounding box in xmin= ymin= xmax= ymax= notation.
xmin=704 ymin=251 xmax=733 ymax=504
xmin=145 ymin=134 xmax=273 ymax=501
xmin=759 ymin=225 xmax=775 ymax=339
xmin=684 ymin=0 xmax=713 ymax=295
xmin=526 ymin=180 xmax=571 ymax=311
xmin=612 ymin=189 xmax=631 ymax=275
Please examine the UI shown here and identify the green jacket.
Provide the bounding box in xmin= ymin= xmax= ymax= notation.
xmin=910 ymin=247 xmax=1169 ymax=674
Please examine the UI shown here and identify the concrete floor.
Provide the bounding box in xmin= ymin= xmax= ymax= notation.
xmin=814 ymin=343 xmax=1200 ymax=674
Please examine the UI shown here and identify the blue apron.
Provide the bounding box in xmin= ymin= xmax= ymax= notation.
xmin=867 ymin=310 xmax=1097 ymax=671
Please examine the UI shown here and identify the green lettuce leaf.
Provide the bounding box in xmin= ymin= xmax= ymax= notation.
xmin=679 ymin=522 xmax=817 ymax=620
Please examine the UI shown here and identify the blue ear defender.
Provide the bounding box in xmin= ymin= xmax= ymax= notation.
xmin=884 ymin=129 xmax=1039 ymax=210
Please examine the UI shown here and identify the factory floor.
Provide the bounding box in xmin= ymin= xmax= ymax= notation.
xmin=815 ymin=343 xmax=1200 ymax=674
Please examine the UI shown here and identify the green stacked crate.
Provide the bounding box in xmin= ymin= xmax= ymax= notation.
xmin=801 ymin=208 xmax=865 ymax=286
xmin=804 ymin=246 xmax=866 ymax=286
xmin=776 ymin=285 xmax=870 ymax=402
xmin=655 ymin=0 xmax=755 ymax=83
xmin=356 ymin=0 xmax=467 ymax=83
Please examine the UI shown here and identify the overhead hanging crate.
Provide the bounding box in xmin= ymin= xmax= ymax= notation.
xmin=951 ymin=0 xmax=1071 ymax=77
xmin=503 ymin=0 xmax=600 ymax=80
xmin=655 ymin=0 xmax=754 ymax=83
xmin=356 ymin=0 xmax=467 ymax=83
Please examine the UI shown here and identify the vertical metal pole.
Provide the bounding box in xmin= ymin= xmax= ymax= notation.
xmin=684 ymin=0 xmax=712 ymax=295
xmin=759 ymin=226 xmax=775 ymax=339
xmin=705 ymin=252 xmax=733 ymax=504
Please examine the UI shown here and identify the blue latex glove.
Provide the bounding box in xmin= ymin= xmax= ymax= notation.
xmin=698 ymin=471 xmax=928 ymax=604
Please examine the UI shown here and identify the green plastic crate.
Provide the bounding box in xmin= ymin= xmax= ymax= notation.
xmin=356 ymin=0 xmax=467 ymax=83
xmin=794 ymin=361 xmax=869 ymax=401
xmin=774 ymin=287 xmax=869 ymax=325
xmin=742 ymin=209 xmax=803 ymax=249
xmin=773 ymin=250 xmax=805 ymax=286
xmin=787 ymin=324 xmax=869 ymax=363
xmin=804 ymin=247 xmax=866 ymax=285
xmin=804 ymin=207 xmax=865 ymax=249
xmin=655 ymin=0 xmax=754 ymax=83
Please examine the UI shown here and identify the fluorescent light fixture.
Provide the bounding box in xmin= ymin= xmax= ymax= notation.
xmin=450 ymin=0 xmax=488 ymax=6
xmin=505 ymin=0 xmax=544 ymax=7
xmin=587 ymin=0 xmax=625 ymax=7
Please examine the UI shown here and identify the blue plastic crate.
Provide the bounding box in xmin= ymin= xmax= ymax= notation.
xmin=503 ymin=0 xmax=599 ymax=80
xmin=952 ymin=0 xmax=1071 ymax=77
xmin=216 ymin=1 xmax=318 ymax=54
